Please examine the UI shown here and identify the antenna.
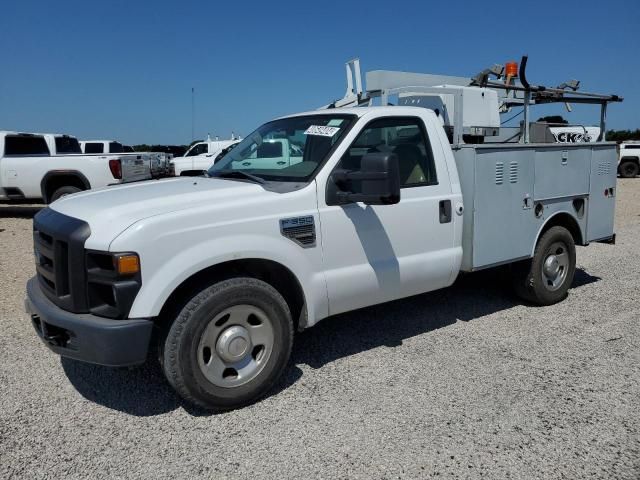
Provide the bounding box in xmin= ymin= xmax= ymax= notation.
xmin=191 ymin=87 xmax=195 ymax=142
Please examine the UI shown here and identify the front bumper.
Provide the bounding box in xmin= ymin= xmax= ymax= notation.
xmin=25 ymin=277 xmax=153 ymax=367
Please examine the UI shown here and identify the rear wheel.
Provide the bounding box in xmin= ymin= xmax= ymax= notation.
xmin=50 ymin=185 xmax=81 ymax=202
xmin=162 ymin=277 xmax=294 ymax=411
xmin=619 ymin=160 xmax=639 ymax=178
xmin=512 ymin=226 xmax=576 ymax=305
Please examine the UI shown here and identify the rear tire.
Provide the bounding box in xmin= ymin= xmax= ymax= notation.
xmin=162 ymin=277 xmax=294 ymax=411
xmin=618 ymin=160 xmax=639 ymax=178
xmin=512 ymin=226 xmax=576 ymax=305
xmin=50 ymin=186 xmax=82 ymax=202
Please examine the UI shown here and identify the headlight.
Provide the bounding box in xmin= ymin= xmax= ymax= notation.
xmin=86 ymin=251 xmax=142 ymax=319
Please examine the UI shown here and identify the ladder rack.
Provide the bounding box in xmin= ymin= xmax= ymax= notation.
xmin=325 ymin=56 xmax=623 ymax=146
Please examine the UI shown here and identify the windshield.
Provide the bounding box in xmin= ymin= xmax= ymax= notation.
xmin=208 ymin=114 xmax=356 ymax=182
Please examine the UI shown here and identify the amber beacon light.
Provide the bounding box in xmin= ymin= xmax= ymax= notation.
xmin=505 ymin=61 xmax=518 ymax=78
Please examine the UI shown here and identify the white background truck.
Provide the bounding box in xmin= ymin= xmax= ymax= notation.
xmin=617 ymin=141 xmax=640 ymax=178
xmin=0 ymin=131 xmax=151 ymax=202
xmin=25 ymin=58 xmax=620 ymax=411
xmin=172 ymin=136 xmax=241 ymax=176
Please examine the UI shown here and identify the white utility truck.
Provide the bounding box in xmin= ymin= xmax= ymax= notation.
xmin=0 ymin=131 xmax=151 ymax=202
xmin=172 ymin=135 xmax=241 ymax=176
xmin=80 ymin=140 xmax=170 ymax=179
xmin=25 ymin=57 xmax=621 ymax=410
xmin=617 ymin=141 xmax=640 ymax=178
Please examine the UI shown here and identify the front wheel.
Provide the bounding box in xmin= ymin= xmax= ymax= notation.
xmin=162 ymin=277 xmax=294 ymax=411
xmin=512 ymin=226 xmax=576 ymax=305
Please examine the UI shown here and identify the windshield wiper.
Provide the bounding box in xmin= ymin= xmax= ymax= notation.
xmin=210 ymin=170 xmax=265 ymax=184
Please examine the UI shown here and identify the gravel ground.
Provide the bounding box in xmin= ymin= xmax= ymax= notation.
xmin=0 ymin=181 xmax=638 ymax=479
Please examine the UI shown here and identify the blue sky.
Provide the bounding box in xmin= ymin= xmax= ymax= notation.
xmin=1 ymin=0 xmax=638 ymax=145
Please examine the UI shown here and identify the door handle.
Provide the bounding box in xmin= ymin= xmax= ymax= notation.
xmin=276 ymin=161 xmax=286 ymax=165
xmin=439 ymin=200 xmax=452 ymax=224
xmin=242 ymin=162 xmax=251 ymax=166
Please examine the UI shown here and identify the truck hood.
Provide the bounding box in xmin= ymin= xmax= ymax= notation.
xmin=50 ymin=177 xmax=271 ymax=249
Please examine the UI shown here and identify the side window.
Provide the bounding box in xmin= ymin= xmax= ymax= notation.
xmin=338 ymin=117 xmax=437 ymax=188
xmin=186 ymin=144 xmax=208 ymax=156
xmin=85 ymin=143 xmax=104 ymax=154
xmin=55 ymin=136 xmax=82 ymax=154
xmin=5 ymin=135 xmax=50 ymax=156
xmin=109 ymin=142 xmax=124 ymax=153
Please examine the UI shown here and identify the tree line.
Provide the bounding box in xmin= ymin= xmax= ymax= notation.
xmin=604 ymin=130 xmax=640 ymax=142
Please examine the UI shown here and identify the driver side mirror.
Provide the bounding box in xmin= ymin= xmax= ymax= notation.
xmin=327 ymin=152 xmax=401 ymax=206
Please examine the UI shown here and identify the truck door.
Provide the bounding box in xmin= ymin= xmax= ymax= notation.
xmin=1 ymin=134 xmax=50 ymax=198
xmin=318 ymin=116 xmax=457 ymax=315
xmin=185 ymin=143 xmax=209 ymax=172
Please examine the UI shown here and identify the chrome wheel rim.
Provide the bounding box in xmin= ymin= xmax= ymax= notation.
xmin=541 ymin=241 xmax=570 ymax=291
xmin=197 ymin=305 xmax=274 ymax=388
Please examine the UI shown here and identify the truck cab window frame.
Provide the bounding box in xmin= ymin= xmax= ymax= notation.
xmin=84 ymin=143 xmax=104 ymax=154
xmin=335 ymin=116 xmax=438 ymax=189
xmin=186 ymin=144 xmax=209 ymax=157
xmin=109 ymin=142 xmax=125 ymax=154
xmin=55 ymin=136 xmax=82 ymax=154
xmin=4 ymin=135 xmax=50 ymax=156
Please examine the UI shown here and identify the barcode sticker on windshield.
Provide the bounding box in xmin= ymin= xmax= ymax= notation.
xmin=304 ymin=125 xmax=340 ymax=137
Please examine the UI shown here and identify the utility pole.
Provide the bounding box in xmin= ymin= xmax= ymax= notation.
xmin=191 ymin=87 xmax=195 ymax=142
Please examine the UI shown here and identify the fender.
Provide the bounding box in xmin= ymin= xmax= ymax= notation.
xmin=40 ymin=170 xmax=91 ymax=202
xmin=123 ymin=233 xmax=328 ymax=325
xmin=619 ymin=155 xmax=639 ymax=164
xmin=531 ymin=209 xmax=585 ymax=257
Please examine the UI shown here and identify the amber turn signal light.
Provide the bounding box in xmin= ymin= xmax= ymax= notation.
xmin=116 ymin=254 xmax=140 ymax=275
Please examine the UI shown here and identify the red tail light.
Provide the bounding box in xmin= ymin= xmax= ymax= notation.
xmin=109 ymin=159 xmax=122 ymax=179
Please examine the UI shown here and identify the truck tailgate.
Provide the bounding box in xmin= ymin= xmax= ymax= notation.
xmin=119 ymin=154 xmax=151 ymax=182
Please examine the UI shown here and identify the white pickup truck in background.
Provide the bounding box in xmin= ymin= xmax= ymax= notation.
xmin=0 ymin=131 xmax=151 ymax=203
xmin=172 ymin=136 xmax=241 ymax=176
xmin=617 ymin=141 xmax=640 ymax=178
xmin=80 ymin=140 xmax=171 ymax=179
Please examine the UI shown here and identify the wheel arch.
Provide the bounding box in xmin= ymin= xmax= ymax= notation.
xmin=157 ymin=258 xmax=308 ymax=332
xmin=533 ymin=211 xmax=584 ymax=256
xmin=619 ymin=155 xmax=639 ymax=165
xmin=40 ymin=170 xmax=91 ymax=203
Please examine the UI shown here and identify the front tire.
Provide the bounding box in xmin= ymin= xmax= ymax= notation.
xmin=162 ymin=277 xmax=293 ymax=411
xmin=512 ymin=226 xmax=576 ymax=305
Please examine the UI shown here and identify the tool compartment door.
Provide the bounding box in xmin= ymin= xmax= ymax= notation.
xmin=586 ymin=145 xmax=617 ymax=241
xmin=533 ymin=146 xmax=590 ymax=200
xmin=471 ymin=148 xmax=536 ymax=268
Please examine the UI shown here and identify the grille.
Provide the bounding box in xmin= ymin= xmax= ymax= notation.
xmin=495 ymin=162 xmax=504 ymax=185
xmin=34 ymin=231 xmax=69 ymax=296
xmin=33 ymin=208 xmax=91 ymax=312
